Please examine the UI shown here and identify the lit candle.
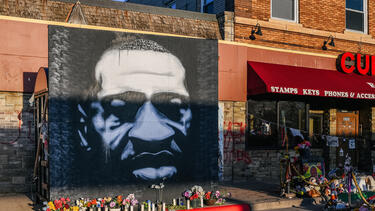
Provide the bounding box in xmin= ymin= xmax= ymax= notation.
xmin=162 ymin=202 xmax=166 ymax=211
xmin=130 ymin=205 xmax=134 ymax=211
xmin=173 ymin=198 xmax=176 ymax=206
xmin=148 ymin=202 xmax=151 ymax=211
xmin=200 ymin=196 xmax=203 ymax=207
xmin=141 ymin=204 xmax=145 ymax=211
xmin=187 ymin=200 xmax=190 ymax=209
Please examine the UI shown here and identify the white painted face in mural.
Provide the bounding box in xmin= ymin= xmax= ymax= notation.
xmin=84 ymin=47 xmax=192 ymax=181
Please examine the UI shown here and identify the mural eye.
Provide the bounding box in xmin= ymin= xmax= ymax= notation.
xmin=151 ymin=93 xmax=189 ymax=122
xmin=170 ymin=98 xmax=182 ymax=105
xmin=111 ymin=99 xmax=126 ymax=107
xmin=101 ymin=92 xmax=146 ymax=122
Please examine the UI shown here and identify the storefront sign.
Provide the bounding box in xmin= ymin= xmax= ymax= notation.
xmin=337 ymin=52 xmax=375 ymax=75
xmin=270 ymin=86 xmax=375 ymax=99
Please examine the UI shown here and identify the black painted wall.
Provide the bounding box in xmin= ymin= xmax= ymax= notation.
xmin=48 ymin=25 xmax=218 ymax=200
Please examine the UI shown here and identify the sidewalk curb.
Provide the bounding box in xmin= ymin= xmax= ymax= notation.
xmin=250 ymin=198 xmax=303 ymax=210
xmin=249 ymin=197 xmax=323 ymax=210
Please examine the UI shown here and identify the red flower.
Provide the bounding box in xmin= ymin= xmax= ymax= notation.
xmin=66 ymin=197 xmax=70 ymax=202
xmin=205 ymin=192 xmax=212 ymax=200
xmin=87 ymin=202 xmax=92 ymax=207
xmin=117 ymin=195 xmax=123 ymax=203
xmin=55 ymin=200 xmax=62 ymax=209
xmin=64 ymin=204 xmax=70 ymax=209
xmin=189 ymin=193 xmax=199 ymax=200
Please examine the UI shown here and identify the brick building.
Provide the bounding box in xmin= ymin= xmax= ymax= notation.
xmin=218 ymin=0 xmax=375 ymax=183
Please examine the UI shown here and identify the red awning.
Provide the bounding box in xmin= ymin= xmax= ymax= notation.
xmin=248 ymin=61 xmax=375 ymax=100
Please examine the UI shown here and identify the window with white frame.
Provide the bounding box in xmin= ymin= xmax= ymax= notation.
xmin=346 ymin=0 xmax=367 ymax=33
xmin=271 ymin=0 xmax=298 ymax=22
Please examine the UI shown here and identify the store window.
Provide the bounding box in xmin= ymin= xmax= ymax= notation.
xmin=279 ymin=101 xmax=306 ymax=147
xmin=246 ymin=100 xmax=307 ymax=149
xmin=309 ymin=111 xmax=325 ymax=148
xmin=247 ymin=100 xmax=278 ymax=148
xmin=271 ymin=0 xmax=298 ymax=22
xmin=346 ymin=0 xmax=367 ymax=33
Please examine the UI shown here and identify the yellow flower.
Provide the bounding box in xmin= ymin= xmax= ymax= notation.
xmin=72 ymin=206 xmax=79 ymax=211
xmin=48 ymin=201 xmax=56 ymax=210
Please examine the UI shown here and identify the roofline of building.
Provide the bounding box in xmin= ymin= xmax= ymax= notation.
xmin=0 ymin=15 xmax=337 ymax=59
xmin=53 ymin=0 xmax=218 ymax=22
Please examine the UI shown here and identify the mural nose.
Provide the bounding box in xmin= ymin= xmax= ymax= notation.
xmin=129 ymin=101 xmax=174 ymax=141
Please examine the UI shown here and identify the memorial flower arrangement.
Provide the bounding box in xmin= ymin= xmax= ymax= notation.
xmin=183 ymin=185 xmax=204 ymax=200
xmin=294 ymin=140 xmax=311 ymax=159
xmin=45 ymin=194 xmax=139 ymax=210
xmin=46 ymin=197 xmax=79 ymax=211
xmin=204 ymin=190 xmax=231 ymax=205
xmin=122 ymin=193 xmax=139 ymax=207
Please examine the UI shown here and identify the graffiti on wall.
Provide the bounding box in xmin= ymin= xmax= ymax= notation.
xmin=221 ymin=120 xmax=252 ymax=165
xmin=48 ymin=26 xmax=218 ymax=195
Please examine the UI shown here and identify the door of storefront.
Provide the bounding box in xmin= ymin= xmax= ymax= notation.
xmin=336 ymin=111 xmax=358 ymax=168
xmin=336 ymin=111 xmax=358 ymax=136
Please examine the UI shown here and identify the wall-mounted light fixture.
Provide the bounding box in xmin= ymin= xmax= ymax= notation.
xmin=322 ymin=35 xmax=335 ymax=50
xmin=249 ymin=23 xmax=262 ymax=40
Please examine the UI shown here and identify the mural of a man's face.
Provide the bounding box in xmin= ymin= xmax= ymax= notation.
xmin=79 ymin=43 xmax=192 ymax=181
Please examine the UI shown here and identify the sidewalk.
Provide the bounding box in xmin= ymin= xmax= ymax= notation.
xmin=0 ymin=193 xmax=35 ymax=211
xmin=219 ymin=180 xmax=323 ymax=210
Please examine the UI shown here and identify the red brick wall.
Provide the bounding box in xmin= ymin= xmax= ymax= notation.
xmin=299 ymin=0 xmax=345 ymax=33
xmin=234 ymin=0 xmax=375 ymax=55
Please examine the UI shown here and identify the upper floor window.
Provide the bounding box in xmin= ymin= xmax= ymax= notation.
xmin=271 ymin=0 xmax=298 ymax=22
xmin=346 ymin=0 xmax=367 ymax=33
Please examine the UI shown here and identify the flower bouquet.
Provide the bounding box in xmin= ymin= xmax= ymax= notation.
xmin=107 ymin=196 xmax=123 ymax=211
xmin=294 ymin=140 xmax=311 ymax=159
xmin=46 ymin=197 xmax=79 ymax=211
xmin=183 ymin=185 xmax=205 ymax=208
xmin=122 ymin=193 xmax=139 ymax=209
xmin=203 ymin=190 xmax=230 ymax=206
